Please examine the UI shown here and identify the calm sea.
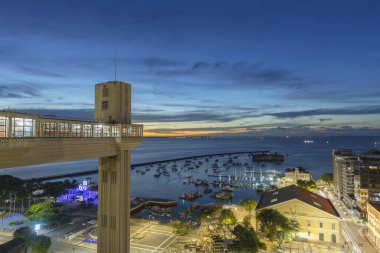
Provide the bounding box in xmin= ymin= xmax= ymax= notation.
xmin=1 ymin=136 xmax=379 ymax=179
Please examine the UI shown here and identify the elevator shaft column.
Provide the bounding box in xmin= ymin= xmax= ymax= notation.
xmin=98 ymin=150 xmax=131 ymax=253
xmin=95 ymin=81 xmax=136 ymax=253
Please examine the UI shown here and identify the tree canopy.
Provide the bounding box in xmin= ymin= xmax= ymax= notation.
xmin=30 ymin=235 xmax=51 ymax=253
xmin=170 ymin=221 xmax=191 ymax=236
xmin=296 ymin=179 xmax=318 ymax=191
xmin=228 ymin=224 xmax=266 ymax=253
xmin=42 ymin=182 xmax=68 ymax=203
xmin=220 ymin=208 xmax=237 ymax=225
xmin=240 ymin=199 xmax=257 ymax=216
xmin=14 ymin=227 xmax=51 ymax=253
xmin=257 ymin=209 xmax=299 ymax=249
xmin=320 ymin=173 xmax=333 ymax=186
xmin=26 ymin=202 xmax=59 ymax=224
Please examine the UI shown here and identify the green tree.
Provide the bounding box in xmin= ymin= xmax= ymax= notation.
xmin=228 ymin=224 xmax=266 ymax=253
xmin=240 ymin=199 xmax=257 ymax=217
xmin=43 ymin=182 xmax=68 ymax=203
xmin=220 ymin=209 xmax=237 ymax=225
xmin=170 ymin=221 xmax=191 ymax=236
xmin=296 ymin=180 xmax=318 ymax=191
xmin=30 ymin=235 xmax=51 ymax=253
xmin=13 ymin=226 xmax=36 ymax=241
xmin=0 ymin=175 xmax=24 ymax=213
xmin=320 ymin=173 xmax=333 ymax=187
xmin=257 ymin=209 xmax=299 ymax=249
xmin=26 ymin=202 xmax=59 ymax=224
xmin=242 ymin=215 xmax=252 ymax=228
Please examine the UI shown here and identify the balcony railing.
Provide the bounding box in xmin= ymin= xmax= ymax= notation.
xmin=0 ymin=112 xmax=143 ymax=139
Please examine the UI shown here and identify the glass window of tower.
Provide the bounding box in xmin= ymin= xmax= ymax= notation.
xmin=103 ymin=126 xmax=110 ymax=137
xmin=71 ymin=124 xmax=81 ymax=137
xmin=12 ymin=118 xmax=35 ymax=138
xmin=0 ymin=116 xmax=6 ymax=138
xmin=112 ymin=125 xmax=120 ymax=137
xmin=102 ymin=87 xmax=108 ymax=97
xmin=83 ymin=124 xmax=93 ymax=137
xmin=58 ymin=123 xmax=70 ymax=137
xmin=102 ymin=101 xmax=108 ymax=110
xmin=42 ymin=122 xmax=56 ymax=137
xmin=94 ymin=125 xmax=103 ymax=137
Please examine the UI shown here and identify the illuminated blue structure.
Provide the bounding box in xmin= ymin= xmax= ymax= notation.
xmin=59 ymin=177 xmax=98 ymax=205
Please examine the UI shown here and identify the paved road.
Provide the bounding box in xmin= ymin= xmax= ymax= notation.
xmin=321 ymin=187 xmax=378 ymax=253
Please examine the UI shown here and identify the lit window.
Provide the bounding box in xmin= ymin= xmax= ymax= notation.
xmin=0 ymin=116 xmax=6 ymax=138
xmin=112 ymin=125 xmax=120 ymax=137
xmin=13 ymin=118 xmax=35 ymax=137
xmin=103 ymin=126 xmax=110 ymax=137
xmin=313 ymin=201 xmax=322 ymax=207
xmin=271 ymin=198 xmax=277 ymax=203
xmin=83 ymin=125 xmax=93 ymax=137
xmin=71 ymin=124 xmax=81 ymax=137
xmin=58 ymin=123 xmax=70 ymax=137
xmin=94 ymin=125 xmax=103 ymax=137
xmin=42 ymin=122 xmax=56 ymax=137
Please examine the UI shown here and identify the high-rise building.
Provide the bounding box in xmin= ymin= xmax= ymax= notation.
xmin=332 ymin=149 xmax=359 ymax=206
xmin=359 ymin=150 xmax=380 ymax=216
xmin=367 ymin=202 xmax=380 ymax=251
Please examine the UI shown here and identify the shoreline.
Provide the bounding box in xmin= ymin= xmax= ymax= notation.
xmin=26 ymin=150 xmax=270 ymax=182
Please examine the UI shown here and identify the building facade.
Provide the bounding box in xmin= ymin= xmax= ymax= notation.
xmin=367 ymin=202 xmax=380 ymax=251
xmin=332 ymin=149 xmax=359 ymax=206
xmin=284 ymin=167 xmax=311 ymax=185
xmin=256 ymin=185 xmax=341 ymax=244
xmin=359 ymin=150 xmax=380 ymax=216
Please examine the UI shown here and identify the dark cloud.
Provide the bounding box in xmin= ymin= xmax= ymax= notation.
xmin=266 ymin=105 xmax=380 ymax=118
xmin=0 ymin=83 xmax=41 ymax=98
xmin=319 ymin=118 xmax=332 ymax=122
xmin=153 ymin=60 xmax=307 ymax=89
xmin=134 ymin=110 xmax=239 ymax=123
xmin=141 ymin=57 xmax=184 ymax=68
xmin=287 ymin=88 xmax=380 ymax=103
xmin=16 ymin=65 xmax=63 ymax=78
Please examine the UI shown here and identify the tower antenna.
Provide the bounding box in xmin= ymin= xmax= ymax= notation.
xmin=114 ymin=50 xmax=117 ymax=81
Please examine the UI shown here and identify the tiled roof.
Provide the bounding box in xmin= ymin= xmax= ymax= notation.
xmin=256 ymin=185 xmax=340 ymax=218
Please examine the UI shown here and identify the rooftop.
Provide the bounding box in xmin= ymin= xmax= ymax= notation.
xmin=285 ymin=167 xmax=309 ymax=173
xmin=256 ymin=185 xmax=340 ymax=218
xmin=369 ymin=202 xmax=380 ymax=213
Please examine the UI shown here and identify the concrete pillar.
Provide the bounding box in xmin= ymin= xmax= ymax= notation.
xmin=6 ymin=117 xmax=12 ymax=138
xmin=98 ymin=149 xmax=131 ymax=253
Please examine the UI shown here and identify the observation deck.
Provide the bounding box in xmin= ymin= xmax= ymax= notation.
xmin=0 ymin=111 xmax=143 ymax=168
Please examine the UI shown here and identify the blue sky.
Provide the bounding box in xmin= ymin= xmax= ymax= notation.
xmin=1 ymin=0 xmax=380 ymax=136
